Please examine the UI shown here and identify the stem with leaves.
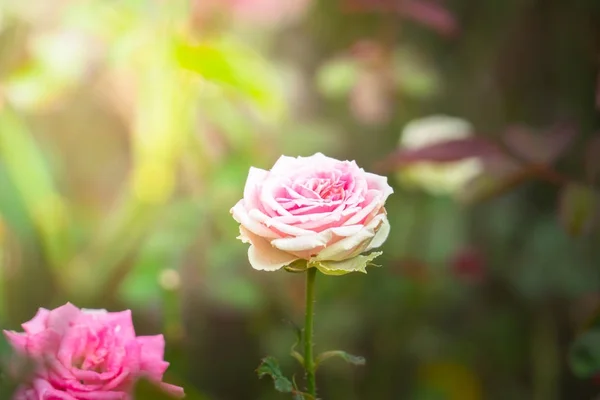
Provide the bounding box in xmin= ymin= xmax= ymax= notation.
xmin=257 ymin=265 xmax=365 ymax=399
xmin=304 ymin=267 xmax=317 ymax=397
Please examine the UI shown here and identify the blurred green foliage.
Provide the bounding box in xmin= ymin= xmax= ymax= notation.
xmin=0 ymin=0 xmax=599 ymax=399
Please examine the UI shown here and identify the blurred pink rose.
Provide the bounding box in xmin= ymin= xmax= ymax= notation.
xmin=4 ymin=303 xmax=184 ymax=400
xmin=192 ymin=0 xmax=311 ymax=28
xmin=230 ymin=0 xmax=311 ymax=25
xmin=231 ymin=153 xmax=393 ymax=275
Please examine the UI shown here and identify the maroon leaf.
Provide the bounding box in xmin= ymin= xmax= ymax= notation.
xmin=341 ymin=0 xmax=458 ymax=37
xmin=399 ymin=0 xmax=459 ymax=37
xmin=502 ymin=123 xmax=576 ymax=165
xmin=376 ymin=136 xmax=500 ymax=173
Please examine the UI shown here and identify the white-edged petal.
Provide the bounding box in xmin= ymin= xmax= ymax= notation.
xmin=364 ymin=172 xmax=394 ymax=201
xmin=239 ymin=227 xmax=298 ymax=271
xmin=231 ymin=201 xmax=281 ymax=239
xmin=315 ymin=214 xmax=387 ymax=261
xmin=366 ymin=214 xmax=390 ymax=250
xmin=271 ymin=231 xmax=333 ymax=253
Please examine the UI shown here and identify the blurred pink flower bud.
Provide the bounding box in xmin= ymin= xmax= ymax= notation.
xmin=450 ymin=246 xmax=486 ymax=284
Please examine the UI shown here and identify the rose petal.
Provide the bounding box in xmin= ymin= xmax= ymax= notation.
xmin=366 ymin=213 xmax=390 ymax=251
xmin=343 ymin=190 xmax=384 ymax=226
xmin=315 ymin=214 xmax=386 ymax=261
xmin=22 ymin=308 xmax=50 ymax=335
xmin=46 ymin=303 xmax=81 ymax=334
xmin=137 ymin=335 xmax=169 ymax=380
xmin=33 ymin=378 xmax=78 ymax=400
xmin=364 ymin=172 xmax=394 ymax=201
xmin=248 ymin=208 xmax=315 ymax=236
xmin=260 ymin=178 xmax=293 ymax=217
xmin=243 ymin=167 xmax=269 ymax=210
xmin=240 ymin=227 xmax=299 ymax=271
xmin=160 ymin=382 xmax=186 ymax=398
xmin=3 ymin=331 xmax=27 ymax=353
xmin=231 ymin=201 xmax=281 ymax=239
xmin=100 ymin=310 xmax=136 ymax=340
xmin=270 ymin=231 xmax=333 ymax=253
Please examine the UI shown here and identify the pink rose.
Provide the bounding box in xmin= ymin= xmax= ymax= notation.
xmin=231 ymin=153 xmax=393 ymax=275
xmin=3 ymin=303 xmax=184 ymax=399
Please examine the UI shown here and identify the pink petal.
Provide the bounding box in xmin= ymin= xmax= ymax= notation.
xmin=101 ymin=310 xmax=136 ymax=340
xmin=231 ymin=201 xmax=282 ymax=239
xmin=46 ymin=303 xmax=81 ymax=335
xmin=137 ymin=335 xmax=169 ymax=380
xmin=22 ymin=309 xmax=50 ymax=335
xmin=159 ymin=382 xmax=186 ymax=398
xmin=364 ymin=172 xmax=394 ymax=201
xmin=3 ymin=330 xmax=27 ymax=353
xmin=242 ymin=167 xmax=269 ymax=210
xmin=33 ymin=378 xmax=78 ymax=400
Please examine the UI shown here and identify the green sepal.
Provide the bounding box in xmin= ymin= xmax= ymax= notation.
xmin=310 ymin=252 xmax=383 ymax=276
xmin=284 ymin=260 xmax=309 ymax=273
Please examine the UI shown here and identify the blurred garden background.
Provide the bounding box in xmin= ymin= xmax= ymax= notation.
xmin=1 ymin=0 xmax=600 ymax=398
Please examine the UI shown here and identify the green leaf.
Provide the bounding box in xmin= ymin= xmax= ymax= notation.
xmin=0 ymin=107 xmax=70 ymax=270
xmin=0 ymin=164 xmax=35 ymax=242
xmin=315 ymin=350 xmax=366 ymax=368
xmin=256 ymin=356 xmax=294 ymax=393
xmin=174 ymin=37 xmax=284 ymax=119
xmin=568 ymin=330 xmax=600 ymax=379
xmin=559 ymin=183 xmax=598 ymax=236
xmin=311 ymin=252 xmax=382 ymax=276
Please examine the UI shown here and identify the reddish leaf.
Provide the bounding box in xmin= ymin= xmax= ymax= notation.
xmin=376 ymin=137 xmax=500 ymax=173
xmin=399 ymin=0 xmax=459 ymax=37
xmin=342 ymin=0 xmax=458 ymax=37
xmin=502 ymin=123 xmax=576 ymax=165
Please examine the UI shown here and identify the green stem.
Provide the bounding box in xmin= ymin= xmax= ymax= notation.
xmin=304 ymin=267 xmax=317 ymax=397
xmin=532 ymin=307 xmax=559 ymax=400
